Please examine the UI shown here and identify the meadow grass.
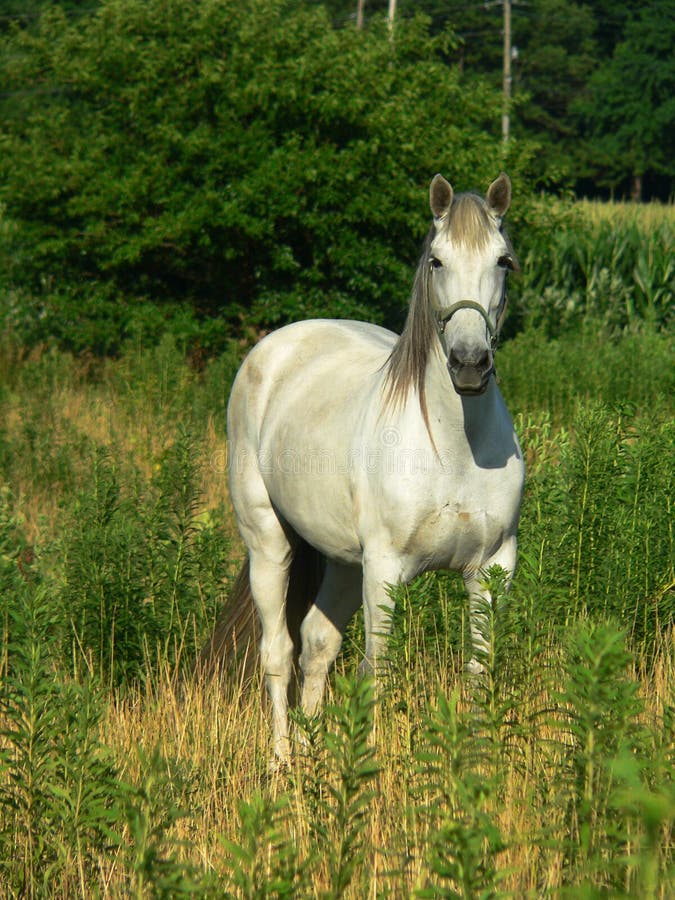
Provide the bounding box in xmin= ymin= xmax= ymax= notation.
xmin=0 ymin=321 xmax=672 ymax=897
xmin=94 ymin=622 xmax=672 ymax=897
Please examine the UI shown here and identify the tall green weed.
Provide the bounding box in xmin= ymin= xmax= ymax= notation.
xmin=0 ymin=569 xmax=125 ymax=893
xmin=56 ymin=431 xmax=232 ymax=685
xmin=0 ymin=490 xmax=211 ymax=894
xmin=512 ymin=401 xmax=674 ymax=654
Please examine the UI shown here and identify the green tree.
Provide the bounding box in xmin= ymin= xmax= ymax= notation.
xmin=513 ymin=0 xmax=597 ymax=182
xmin=0 ymin=0 xmax=97 ymax=30
xmin=575 ymin=2 xmax=675 ymax=199
xmin=0 ymin=0 xmax=528 ymax=353
xmin=584 ymin=0 xmax=642 ymax=56
xmin=316 ymin=0 xmax=673 ymax=198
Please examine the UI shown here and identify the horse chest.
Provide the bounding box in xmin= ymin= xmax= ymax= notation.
xmin=363 ymin=458 xmax=520 ymax=574
xmin=411 ymin=502 xmax=504 ymax=570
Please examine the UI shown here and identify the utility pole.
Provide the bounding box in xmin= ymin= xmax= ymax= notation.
xmin=388 ymin=0 xmax=396 ymax=32
xmin=502 ymin=0 xmax=512 ymax=143
xmin=356 ymin=0 xmax=364 ymax=30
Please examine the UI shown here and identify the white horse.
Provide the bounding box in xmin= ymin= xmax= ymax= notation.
xmin=201 ymin=174 xmax=525 ymax=764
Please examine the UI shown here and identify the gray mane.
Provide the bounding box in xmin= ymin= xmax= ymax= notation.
xmin=382 ymin=226 xmax=436 ymax=430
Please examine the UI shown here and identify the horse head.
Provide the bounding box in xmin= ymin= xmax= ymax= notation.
xmin=428 ymin=173 xmax=517 ymax=396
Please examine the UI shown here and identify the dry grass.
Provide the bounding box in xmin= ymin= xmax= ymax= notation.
xmin=87 ymin=623 xmax=672 ymax=897
xmin=0 ymin=342 xmax=242 ymax=553
xmin=1 ymin=602 xmax=672 ymax=893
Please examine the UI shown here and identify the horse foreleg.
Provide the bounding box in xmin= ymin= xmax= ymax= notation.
xmin=463 ymin=536 xmax=518 ymax=675
xmin=299 ymin=561 xmax=361 ymax=716
xmin=360 ymin=553 xmax=404 ymax=677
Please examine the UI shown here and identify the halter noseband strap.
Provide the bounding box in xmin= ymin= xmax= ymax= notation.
xmin=428 ymin=258 xmax=508 ymax=348
xmin=436 ymin=300 xmax=497 ymax=341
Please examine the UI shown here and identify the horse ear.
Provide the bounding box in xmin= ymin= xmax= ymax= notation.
xmin=430 ymin=174 xmax=453 ymax=220
xmin=487 ymin=172 xmax=511 ymax=217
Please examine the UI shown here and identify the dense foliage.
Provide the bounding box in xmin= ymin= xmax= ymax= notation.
xmin=2 ymin=0 xmax=672 ymax=357
xmin=574 ymin=3 xmax=675 ymax=199
xmin=1 ymin=0 xmax=535 ymax=353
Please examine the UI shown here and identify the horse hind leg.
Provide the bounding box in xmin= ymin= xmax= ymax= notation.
xmin=299 ymin=561 xmax=362 ymax=717
xmin=247 ymin=535 xmax=296 ymax=766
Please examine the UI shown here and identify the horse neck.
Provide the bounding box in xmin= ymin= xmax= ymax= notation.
xmin=422 ymin=336 xmax=499 ymax=441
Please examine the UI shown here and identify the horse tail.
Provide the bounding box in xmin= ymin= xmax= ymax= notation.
xmin=195 ymin=558 xmax=260 ymax=684
xmin=195 ymin=541 xmax=324 ymax=686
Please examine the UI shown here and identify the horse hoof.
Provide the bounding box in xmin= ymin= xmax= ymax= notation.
xmin=466 ymin=657 xmax=485 ymax=676
xmin=268 ymin=754 xmax=290 ymax=775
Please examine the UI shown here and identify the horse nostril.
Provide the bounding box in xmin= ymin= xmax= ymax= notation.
xmin=476 ymin=348 xmax=490 ymax=370
xmin=449 ymin=344 xmax=490 ymax=370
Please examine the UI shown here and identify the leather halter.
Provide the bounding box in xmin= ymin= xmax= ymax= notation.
xmin=429 ymin=261 xmax=508 ymax=349
xmin=436 ymin=300 xmax=497 ymax=341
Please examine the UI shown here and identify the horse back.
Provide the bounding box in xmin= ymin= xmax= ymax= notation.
xmin=228 ymin=319 xmax=395 ymax=436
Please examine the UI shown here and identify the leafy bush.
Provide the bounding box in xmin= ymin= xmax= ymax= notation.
xmin=1 ymin=2 xmax=672 ymax=359
xmin=0 ymin=0 xmax=527 ymax=353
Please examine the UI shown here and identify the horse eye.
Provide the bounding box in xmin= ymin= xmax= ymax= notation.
xmin=497 ymin=255 xmax=514 ymax=271
xmin=429 ymin=257 xmax=443 ymax=269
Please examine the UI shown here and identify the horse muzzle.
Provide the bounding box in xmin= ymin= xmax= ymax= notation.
xmin=447 ymin=344 xmax=493 ymax=395
xmin=448 ymin=363 xmax=493 ymax=395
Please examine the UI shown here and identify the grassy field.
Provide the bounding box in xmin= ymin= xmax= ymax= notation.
xmin=0 ymin=202 xmax=673 ymax=897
